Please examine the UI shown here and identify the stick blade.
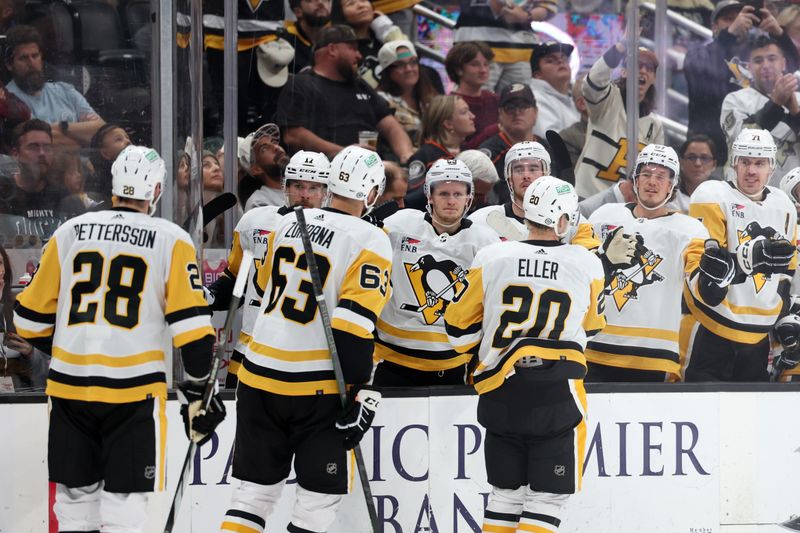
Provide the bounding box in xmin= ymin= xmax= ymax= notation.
xmin=486 ymin=210 xmax=527 ymax=241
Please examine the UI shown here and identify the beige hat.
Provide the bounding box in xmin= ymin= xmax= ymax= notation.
xmin=256 ymin=38 xmax=295 ymax=88
xmin=375 ymin=40 xmax=417 ymax=79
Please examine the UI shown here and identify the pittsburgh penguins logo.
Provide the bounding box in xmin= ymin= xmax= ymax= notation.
xmin=606 ymin=235 xmax=664 ymax=311
xmin=247 ymin=0 xmax=265 ymax=12
xmin=737 ymin=221 xmax=780 ymax=293
xmin=400 ymin=254 xmax=469 ymax=325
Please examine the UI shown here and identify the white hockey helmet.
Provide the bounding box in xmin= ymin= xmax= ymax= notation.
xmin=780 ymin=166 xmax=800 ymax=205
xmin=504 ymin=141 xmax=551 ymax=181
xmin=284 ymin=150 xmax=330 ymax=186
xmin=111 ymin=145 xmax=165 ymax=215
xmin=523 ymin=175 xmax=578 ymax=239
xmin=731 ymin=128 xmax=777 ymax=170
xmin=328 ymin=146 xmax=385 ymax=214
xmin=424 ymin=158 xmax=474 ymax=218
xmin=633 ymin=144 xmax=680 ymax=210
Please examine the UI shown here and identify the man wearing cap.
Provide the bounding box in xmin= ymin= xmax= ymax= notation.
xmin=276 ymin=25 xmax=415 ymax=163
xmin=685 ymin=0 xmax=799 ymax=164
xmin=528 ymin=41 xmax=579 ymax=139
xmin=573 ymin=41 xmax=664 ymax=199
xmin=244 ymin=123 xmax=291 ymax=211
xmin=478 ymin=83 xmax=557 ymax=183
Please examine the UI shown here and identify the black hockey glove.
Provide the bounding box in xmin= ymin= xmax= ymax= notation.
xmin=177 ymin=380 xmax=226 ymax=446
xmin=335 ymin=387 xmax=381 ymax=450
xmin=362 ymin=201 xmax=399 ymax=228
xmin=699 ymin=239 xmax=735 ymax=287
xmin=773 ymin=314 xmax=800 ymax=368
xmin=736 ymin=236 xmax=795 ymax=276
xmin=602 ymin=227 xmax=638 ymax=267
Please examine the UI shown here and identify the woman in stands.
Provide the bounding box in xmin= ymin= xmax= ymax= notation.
xmin=669 ymin=134 xmax=718 ymax=213
xmin=404 ymin=94 xmax=475 ymax=210
xmin=375 ymin=40 xmax=439 ymax=149
xmin=445 ymin=41 xmax=499 ymax=147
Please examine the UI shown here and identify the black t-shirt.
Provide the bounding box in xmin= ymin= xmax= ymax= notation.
xmin=1 ymin=182 xmax=68 ymax=241
xmin=276 ymin=71 xmax=393 ymax=147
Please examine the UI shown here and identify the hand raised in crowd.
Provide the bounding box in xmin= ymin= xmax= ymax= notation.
xmin=757 ymin=7 xmax=784 ymax=37
xmin=499 ymin=3 xmax=531 ymax=25
xmin=4 ymin=332 xmax=34 ymax=358
xmin=728 ymin=6 xmax=761 ymax=38
xmin=770 ymin=74 xmax=799 ymax=112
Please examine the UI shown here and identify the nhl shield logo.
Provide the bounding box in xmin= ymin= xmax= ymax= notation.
xmin=144 ymin=466 xmax=156 ymax=480
xmin=554 ymin=465 xmax=566 ymax=477
xmin=326 ymin=462 xmax=338 ymax=475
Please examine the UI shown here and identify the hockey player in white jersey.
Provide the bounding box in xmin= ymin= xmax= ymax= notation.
xmin=207 ymin=150 xmax=329 ymax=388
xmin=470 ymin=141 xmax=599 ymax=250
xmin=685 ymin=129 xmax=797 ymax=381
xmin=587 ymin=144 xmax=708 ymax=382
xmin=445 ymin=176 xmax=605 ymax=533
xmin=373 ymin=158 xmax=499 ymax=386
xmin=14 ymin=146 xmax=223 ymax=533
xmin=220 ymin=146 xmax=392 ymax=533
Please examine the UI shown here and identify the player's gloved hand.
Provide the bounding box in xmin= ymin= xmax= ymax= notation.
xmin=774 ymin=314 xmax=800 ymax=357
xmin=700 ymin=239 xmax=735 ymax=287
xmin=603 ymin=227 xmax=637 ymax=266
xmin=736 ymin=236 xmax=795 ymax=275
xmin=177 ymin=379 xmax=226 ymax=446
xmin=336 ymin=388 xmax=381 ymax=450
xmin=454 ymin=265 xmax=467 ymax=283
xmin=202 ymin=286 xmax=215 ymax=306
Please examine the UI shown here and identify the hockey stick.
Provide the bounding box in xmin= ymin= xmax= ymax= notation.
xmin=486 ymin=209 xmax=527 ymax=241
xmin=399 ymin=276 xmax=462 ymax=313
xmin=163 ymin=250 xmax=254 ymax=533
xmin=181 ymin=192 xmax=238 ymax=230
xmin=546 ymin=130 xmax=573 ymax=172
xmin=363 ymin=200 xmax=399 ymax=227
xmin=293 ymin=207 xmax=380 ymax=533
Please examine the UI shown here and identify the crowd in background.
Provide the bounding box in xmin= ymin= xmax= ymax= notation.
xmin=1 ymin=0 xmax=800 ymax=389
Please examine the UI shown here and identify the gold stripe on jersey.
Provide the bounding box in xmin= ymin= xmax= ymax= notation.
xmin=585 ymin=348 xmax=679 ymax=373
xmin=483 ymin=524 xmax=517 ymax=532
xmin=227 ymin=230 xmax=244 ymax=277
xmin=52 ymin=347 xmax=164 ymax=367
xmin=689 ymin=203 xmax=727 ymax=246
xmin=573 ymin=222 xmax=600 ymax=251
xmin=683 ymin=281 xmax=773 ymax=344
xmin=473 ymin=339 xmax=586 ymax=394
xmin=332 ymin=313 xmax=372 ymax=339
xmin=375 ymin=342 xmax=472 ymax=371
xmin=156 ymin=396 xmax=167 ymax=491
xmin=14 ymin=239 xmax=61 ymax=333
xmin=247 ymin=341 xmax=330 ymax=362
xmin=334 ymin=248 xmax=393 ymax=331
xmin=444 ymin=267 xmax=485 ymax=354
xmin=516 ymin=522 xmax=554 ymax=533
xmin=166 ymin=239 xmax=215 ymax=347
xmin=237 ymin=365 xmax=338 ymax=396
xmin=683 ymin=237 xmax=704 ymax=274
xmin=46 ymin=380 xmax=168 ymax=403
xmin=204 ymin=34 xmax=276 ymax=51
xmin=220 ymin=522 xmax=262 ymax=533
xmin=600 ymin=324 xmax=678 ymax=342
xmin=255 ymin=232 xmax=277 ymax=295
xmin=376 ymin=318 xmax=451 ymax=343
xmin=239 ymin=331 xmax=252 ymax=344
xmin=572 ymin=379 xmax=588 ymax=491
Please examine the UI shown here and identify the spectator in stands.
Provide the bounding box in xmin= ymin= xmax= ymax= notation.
xmin=574 ymin=42 xmax=664 ymax=199
xmin=4 ymin=25 xmax=105 ymax=148
xmin=332 ymin=0 xmax=407 ymax=87
xmin=277 ymin=25 xmax=414 ymax=163
xmin=479 ymin=84 xmax=551 ymax=183
xmin=0 ymin=0 xmax=18 ymax=35
xmin=285 ymin=0 xmax=333 ymax=74
xmin=446 ymin=42 xmax=499 ymax=148
xmin=376 ymin=40 xmax=439 ymax=148
xmin=685 ymin=0 xmax=799 ymax=163
xmin=244 ymin=123 xmax=291 ymax=211
xmin=405 ymin=95 xmax=475 ymax=209
xmin=669 ymin=134 xmax=717 ymax=212
xmin=0 ymin=244 xmax=49 ymax=391
xmin=86 ymin=123 xmax=131 ymax=204
xmin=5 ymin=120 xmax=65 ymax=238
xmin=55 ymin=150 xmax=102 ymax=218
xmin=529 ymin=41 xmax=579 ymax=139
xmin=378 ymin=161 xmax=408 ymax=208
xmin=202 ymin=151 xmax=226 ymax=247
xmin=721 ymin=35 xmax=800 ymax=184
xmin=456 ymin=149 xmax=499 ymax=211
xmin=559 ymin=74 xmax=588 ymax=185
xmin=454 ymin=0 xmax=557 ymax=92
xmin=0 ymin=80 xmax=30 ymax=153
xmin=778 ymin=6 xmax=800 ymax=57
